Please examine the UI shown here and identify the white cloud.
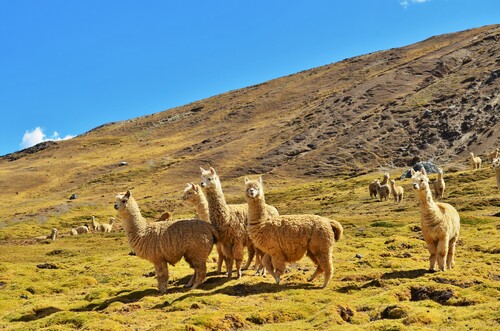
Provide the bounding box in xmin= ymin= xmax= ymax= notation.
xmin=20 ymin=127 xmax=74 ymax=149
xmin=400 ymin=0 xmax=430 ymax=8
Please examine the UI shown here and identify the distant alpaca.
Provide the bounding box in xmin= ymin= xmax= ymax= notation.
xmin=200 ymin=167 xmax=279 ymax=278
xmin=376 ymin=181 xmax=390 ymax=201
xmin=411 ymin=168 xmax=460 ymax=271
xmin=245 ymin=177 xmax=343 ymax=287
xmin=114 ymin=190 xmax=217 ymax=292
xmin=70 ymin=225 xmax=89 ymax=235
xmin=368 ymin=179 xmax=380 ymax=199
xmin=489 ymin=148 xmax=499 ymax=162
xmin=433 ymin=168 xmax=446 ymax=199
xmin=99 ymin=217 xmax=116 ymax=233
xmin=36 ymin=228 xmax=58 ymax=241
xmin=90 ymin=216 xmax=100 ymax=231
xmin=381 ymin=173 xmax=391 ymax=193
xmin=389 ymin=179 xmax=404 ymax=203
xmin=469 ymin=152 xmax=482 ymax=170
xmin=182 ymin=182 xmax=225 ymax=274
xmin=157 ymin=211 xmax=173 ymax=222
xmin=493 ymin=158 xmax=500 ymax=190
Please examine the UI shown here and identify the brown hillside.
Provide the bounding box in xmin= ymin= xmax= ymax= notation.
xmin=0 ymin=24 xmax=498 ymax=222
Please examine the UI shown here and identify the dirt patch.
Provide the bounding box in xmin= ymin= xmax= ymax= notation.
xmin=410 ymin=286 xmax=454 ymax=304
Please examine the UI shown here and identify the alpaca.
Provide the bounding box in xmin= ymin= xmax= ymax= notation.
xmin=489 ymin=148 xmax=499 ymax=162
xmin=99 ymin=217 xmax=116 ymax=233
xmin=182 ymin=182 xmax=225 ymax=273
xmin=368 ymin=179 xmax=379 ymax=199
xmin=200 ymin=167 xmax=279 ymax=278
xmin=433 ymin=168 xmax=446 ymax=199
xmin=376 ymin=181 xmax=390 ymax=201
xmin=470 ymin=152 xmax=482 ymax=170
xmin=90 ymin=216 xmax=100 ymax=231
xmin=493 ymin=158 xmax=500 ymax=190
xmin=70 ymin=225 xmax=89 ymax=235
xmin=36 ymin=228 xmax=58 ymax=241
xmin=114 ymin=190 xmax=217 ymax=292
xmin=389 ymin=179 xmax=404 ymax=203
xmin=411 ymin=168 xmax=460 ymax=271
xmin=381 ymin=173 xmax=391 ymax=193
xmin=157 ymin=211 xmax=173 ymax=222
xmin=245 ymin=177 xmax=343 ymax=288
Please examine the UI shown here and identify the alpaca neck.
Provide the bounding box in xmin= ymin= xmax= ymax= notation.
xmin=119 ymin=198 xmax=148 ymax=246
xmin=204 ymin=183 xmax=231 ymax=226
xmin=247 ymin=194 xmax=268 ymax=226
xmin=415 ymin=186 xmax=441 ymax=224
xmin=195 ymin=195 xmax=210 ymax=222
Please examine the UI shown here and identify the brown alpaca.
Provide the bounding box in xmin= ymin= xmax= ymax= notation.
xmin=469 ymin=152 xmax=482 ymax=170
xmin=368 ymin=179 xmax=379 ymax=199
xmin=433 ymin=168 xmax=445 ymax=199
xmin=411 ymin=168 xmax=460 ymax=271
xmin=389 ymin=179 xmax=404 ymax=203
xmin=245 ymin=177 xmax=343 ymax=288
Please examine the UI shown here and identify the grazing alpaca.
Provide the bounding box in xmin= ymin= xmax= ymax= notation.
xmin=114 ymin=190 xmax=217 ymax=292
xmin=493 ymin=158 xmax=500 ymax=190
xmin=245 ymin=177 xmax=343 ymax=287
xmin=70 ymin=225 xmax=89 ymax=236
xmin=469 ymin=152 xmax=482 ymax=170
xmin=411 ymin=168 xmax=460 ymax=271
xmin=368 ymin=179 xmax=380 ymax=199
xmin=182 ymin=182 xmax=225 ymax=274
xmin=99 ymin=217 xmax=116 ymax=233
xmin=90 ymin=216 xmax=100 ymax=231
xmin=36 ymin=228 xmax=58 ymax=241
xmin=200 ymin=167 xmax=278 ymax=278
xmin=389 ymin=179 xmax=404 ymax=203
xmin=433 ymin=168 xmax=446 ymax=199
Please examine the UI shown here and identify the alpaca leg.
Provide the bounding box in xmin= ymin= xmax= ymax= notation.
xmin=426 ymin=241 xmax=438 ymax=271
xmin=262 ymin=254 xmax=276 ymax=280
xmin=447 ymin=236 xmax=458 ymax=269
xmin=436 ymin=238 xmax=449 ymax=271
xmin=216 ymin=243 xmax=224 ymax=274
xmin=242 ymin=244 xmax=255 ymax=271
xmin=222 ymin=243 xmax=234 ymax=278
xmin=232 ymin=242 xmax=245 ymax=279
xmin=191 ymin=262 xmax=207 ymax=289
xmin=154 ymin=262 xmax=169 ymax=294
xmin=185 ymin=272 xmax=196 ymax=288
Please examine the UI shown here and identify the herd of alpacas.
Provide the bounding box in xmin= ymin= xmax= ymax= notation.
xmin=37 ymin=148 xmax=500 ymax=293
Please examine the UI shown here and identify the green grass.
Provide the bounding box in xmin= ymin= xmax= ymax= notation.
xmin=0 ymin=168 xmax=499 ymax=330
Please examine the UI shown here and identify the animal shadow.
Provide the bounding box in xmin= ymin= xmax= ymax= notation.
xmin=72 ymin=288 xmax=158 ymax=312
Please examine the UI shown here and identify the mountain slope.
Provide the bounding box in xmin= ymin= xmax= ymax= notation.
xmin=0 ymin=24 xmax=498 ymax=222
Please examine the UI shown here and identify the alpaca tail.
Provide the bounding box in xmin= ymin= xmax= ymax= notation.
xmin=209 ymin=225 xmax=220 ymax=244
xmin=330 ymin=219 xmax=343 ymax=242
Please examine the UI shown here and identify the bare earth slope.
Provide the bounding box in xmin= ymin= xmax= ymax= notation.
xmin=0 ymin=24 xmax=498 ymax=222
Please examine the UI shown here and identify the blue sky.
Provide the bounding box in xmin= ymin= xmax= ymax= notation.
xmin=0 ymin=0 xmax=498 ymax=156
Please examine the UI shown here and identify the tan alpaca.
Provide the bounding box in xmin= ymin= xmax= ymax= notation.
xmin=99 ymin=217 xmax=116 ymax=232
xmin=90 ymin=216 xmax=100 ymax=231
xmin=489 ymin=148 xmax=499 ymax=162
xmin=492 ymin=158 xmax=500 ymax=190
xmin=368 ymin=179 xmax=379 ymax=199
xmin=411 ymin=168 xmax=460 ymax=271
xmin=114 ymin=190 xmax=217 ymax=292
xmin=376 ymin=181 xmax=390 ymax=201
xmin=433 ymin=168 xmax=445 ymax=199
xmin=157 ymin=211 xmax=173 ymax=222
xmin=389 ymin=179 xmax=404 ymax=203
xmin=469 ymin=152 xmax=482 ymax=170
xmin=245 ymin=177 xmax=343 ymax=288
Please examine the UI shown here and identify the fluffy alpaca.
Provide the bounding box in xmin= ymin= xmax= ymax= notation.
xmin=200 ymin=167 xmax=279 ymax=278
xmin=36 ymin=228 xmax=58 ymax=241
xmin=433 ymin=168 xmax=446 ymax=199
xmin=492 ymin=158 xmax=500 ymax=190
xmin=70 ymin=225 xmax=89 ymax=235
xmin=411 ymin=168 xmax=460 ymax=271
xmin=489 ymin=148 xmax=499 ymax=162
xmin=90 ymin=216 xmax=100 ymax=231
xmin=368 ymin=179 xmax=380 ymax=199
xmin=99 ymin=217 xmax=116 ymax=233
xmin=182 ymin=182 xmax=225 ymax=273
xmin=245 ymin=177 xmax=343 ymax=288
xmin=470 ymin=152 xmax=482 ymax=170
xmin=389 ymin=179 xmax=404 ymax=203
xmin=114 ymin=190 xmax=217 ymax=292
xmin=381 ymin=173 xmax=391 ymax=193
xmin=376 ymin=181 xmax=390 ymax=201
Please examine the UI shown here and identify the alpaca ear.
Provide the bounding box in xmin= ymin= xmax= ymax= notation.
xmin=210 ymin=167 xmax=216 ymax=175
xmin=200 ymin=167 xmax=206 ymax=173
xmin=244 ymin=177 xmax=250 ymax=184
xmin=124 ymin=190 xmax=131 ymax=199
xmin=191 ymin=183 xmax=199 ymax=192
xmin=258 ymin=176 xmax=263 ymax=186
xmin=410 ymin=169 xmax=416 ymax=176
xmin=421 ymin=167 xmax=427 ymax=176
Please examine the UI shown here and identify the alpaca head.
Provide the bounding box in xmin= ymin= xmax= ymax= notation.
xmin=411 ymin=168 xmax=430 ymax=191
xmin=200 ymin=167 xmax=220 ymax=190
xmin=182 ymin=182 xmax=202 ymax=204
xmin=493 ymin=158 xmax=500 ymax=169
xmin=384 ymin=173 xmax=390 ymax=180
xmin=114 ymin=190 xmax=132 ymax=211
xmin=244 ymin=177 xmax=263 ymax=200
xmin=390 ymin=179 xmax=396 ymax=186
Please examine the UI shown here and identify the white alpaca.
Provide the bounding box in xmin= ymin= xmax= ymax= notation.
xmin=489 ymin=148 xmax=499 ymax=162
xmin=493 ymin=158 xmax=500 ymax=190
xmin=114 ymin=190 xmax=217 ymax=292
xmin=411 ymin=168 xmax=460 ymax=271
xmin=99 ymin=217 xmax=116 ymax=232
xmin=200 ymin=167 xmax=279 ymax=279
xmin=470 ymin=152 xmax=482 ymax=170
xmin=70 ymin=225 xmax=89 ymax=235
xmin=35 ymin=228 xmax=58 ymax=241
xmin=90 ymin=216 xmax=100 ymax=231
xmin=433 ymin=168 xmax=446 ymax=199
xmin=245 ymin=177 xmax=343 ymax=288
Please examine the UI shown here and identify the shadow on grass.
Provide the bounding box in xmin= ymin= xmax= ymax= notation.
xmin=12 ymin=307 xmax=63 ymax=322
xmin=72 ymin=288 xmax=158 ymax=312
xmin=381 ymin=268 xmax=430 ymax=279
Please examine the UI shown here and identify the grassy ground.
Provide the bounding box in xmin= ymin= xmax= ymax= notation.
xmin=0 ymin=166 xmax=498 ymax=330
